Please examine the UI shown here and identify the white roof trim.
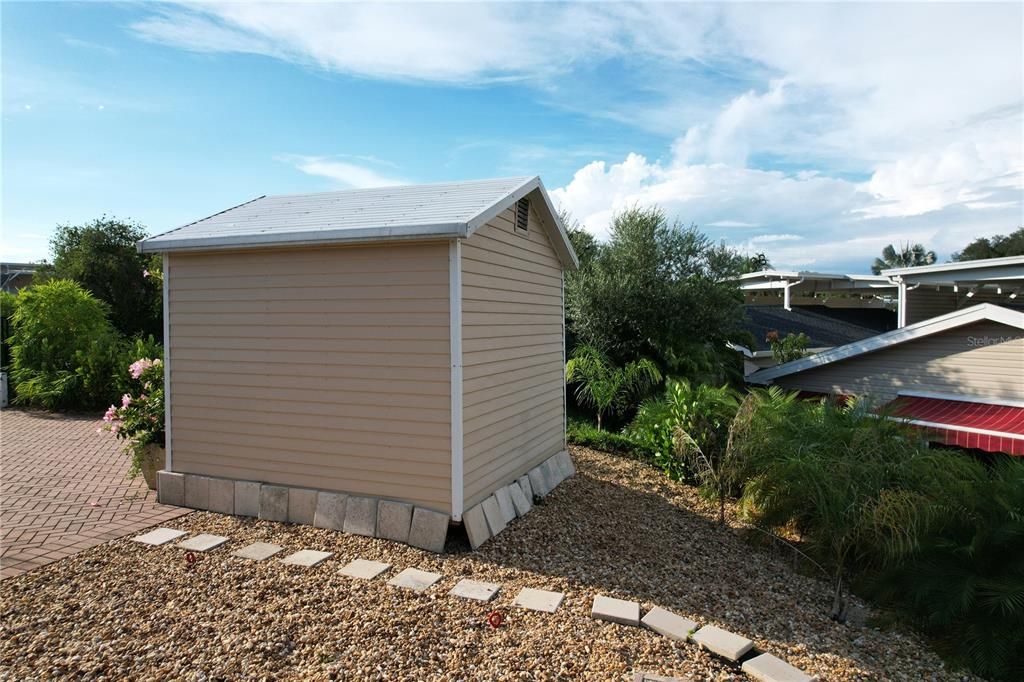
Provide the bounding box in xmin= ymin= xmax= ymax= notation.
xmin=747 ymin=303 xmax=1024 ymax=384
xmin=896 ymin=390 xmax=1024 ymax=410
xmin=881 ymin=255 xmax=1024 ymax=277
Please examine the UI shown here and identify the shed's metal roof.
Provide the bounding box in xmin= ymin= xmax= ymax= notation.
xmin=138 ymin=176 xmax=578 ymax=268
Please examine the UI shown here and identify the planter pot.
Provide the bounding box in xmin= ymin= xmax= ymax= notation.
xmin=140 ymin=444 xmax=165 ymax=490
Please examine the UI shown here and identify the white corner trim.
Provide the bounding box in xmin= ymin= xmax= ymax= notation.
xmin=162 ymin=253 xmax=172 ymax=472
xmin=449 ymin=239 xmax=464 ymax=521
xmin=897 ymin=390 xmax=1024 ymax=410
xmin=748 ymin=303 xmax=1024 ymax=384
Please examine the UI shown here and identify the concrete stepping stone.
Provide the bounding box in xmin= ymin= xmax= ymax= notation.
xmin=741 ymin=653 xmax=813 ymax=682
xmin=176 ymin=534 xmax=229 ymax=552
xmin=280 ymin=549 xmax=333 ymax=567
xmin=513 ymin=587 xmax=564 ymax=613
xmin=641 ymin=606 xmax=697 ymax=643
xmin=340 ymin=558 xmax=391 ymax=580
xmin=509 ymin=481 xmax=532 ymax=516
xmin=231 ymin=542 xmax=283 ymax=561
xmin=388 ymin=567 xmax=442 ymax=592
xmin=462 ymin=503 xmax=491 ymax=549
xmin=449 ymin=578 xmax=500 ymax=602
xmin=481 ymin=495 xmax=507 ymax=535
xmin=591 ymin=594 xmax=641 ymax=626
xmin=691 ymin=625 xmax=754 ymax=662
xmin=131 ymin=527 xmax=186 ymax=546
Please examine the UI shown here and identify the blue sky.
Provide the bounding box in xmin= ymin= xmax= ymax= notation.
xmin=3 ymin=2 xmax=1022 ymax=273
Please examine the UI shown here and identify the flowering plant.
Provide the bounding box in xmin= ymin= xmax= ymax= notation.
xmin=100 ymin=357 xmax=164 ymax=478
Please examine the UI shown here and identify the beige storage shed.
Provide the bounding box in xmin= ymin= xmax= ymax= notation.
xmin=139 ymin=176 xmax=578 ymax=549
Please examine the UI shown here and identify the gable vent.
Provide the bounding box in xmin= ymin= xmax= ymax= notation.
xmin=514 ymin=197 xmax=529 ymax=233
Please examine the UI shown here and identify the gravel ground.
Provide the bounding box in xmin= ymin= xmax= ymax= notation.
xmin=0 ymin=446 xmax=976 ymax=681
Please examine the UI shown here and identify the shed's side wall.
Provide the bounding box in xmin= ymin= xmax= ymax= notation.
xmin=167 ymin=243 xmax=452 ymax=513
xmin=773 ymin=321 xmax=1024 ymax=402
xmin=460 ymin=203 xmax=565 ymax=508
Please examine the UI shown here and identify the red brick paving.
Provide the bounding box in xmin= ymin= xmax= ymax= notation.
xmin=1 ymin=409 xmax=190 ymax=578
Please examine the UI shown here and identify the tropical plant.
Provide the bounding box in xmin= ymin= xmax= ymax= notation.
xmin=731 ymin=395 xmax=976 ymax=621
xmin=565 ymin=344 xmax=661 ymax=430
xmin=100 ymin=357 xmax=165 ymax=478
xmin=9 ymin=280 xmax=123 ymax=410
xmin=867 ymin=457 xmax=1024 ymax=681
xmin=626 ymin=379 xmax=739 ymax=487
xmin=870 ymin=242 xmax=937 ymax=274
xmin=36 ymin=217 xmax=163 ymax=340
xmin=765 ymin=330 xmax=810 ymax=364
xmin=952 ymin=226 xmax=1024 ymax=261
xmin=1 ymin=290 xmax=16 ymax=371
xmin=742 ymin=252 xmax=771 ymax=273
xmin=567 ymin=417 xmax=656 ymax=460
xmin=564 ymin=206 xmax=744 ymax=378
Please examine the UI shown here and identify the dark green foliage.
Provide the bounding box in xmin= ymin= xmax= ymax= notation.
xmin=867 ymin=458 xmax=1024 ymax=681
xmin=567 ymin=418 xmax=655 ymax=461
xmin=766 ymin=330 xmax=810 ymax=364
xmin=9 ymin=280 xmax=122 ymax=410
xmin=741 ymin=251 xmax=771 ymax=273
xmin=565 ymin=344 xmax=661 ymax=430
xmin=564 ymin=206 xmax=744 ymax=379
xmin=951 ymin=226 xmax=1024 ymax=261
xmin=870 ymin=242 xmax=937 ymax=274
xmin=36 ymin=217 xmax=162 ymax=340
xmin=1 ymin=290 xmax=16 ymax=371
xmin=626 ymin=379 xmax=739 ymax=485
xmin=113 ymin=335 xmax=164 ymax=397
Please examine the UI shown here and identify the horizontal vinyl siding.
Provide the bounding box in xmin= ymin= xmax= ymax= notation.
xmin=461 ymin=204 xmax=565 ymax=508
xmin=168 ymin=243 xmax=452 ymax=512
xmin=775 ymin=321 xmax=1024 ymax=403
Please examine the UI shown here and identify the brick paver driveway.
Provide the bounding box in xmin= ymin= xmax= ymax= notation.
xmin=1 ymin=409 xmax=190 ymax=578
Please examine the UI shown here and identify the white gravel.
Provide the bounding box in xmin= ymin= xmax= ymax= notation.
xmin=0 ymin=446 xmax=979 ymax=681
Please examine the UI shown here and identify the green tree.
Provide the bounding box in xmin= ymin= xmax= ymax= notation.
xmin=565 ymin=344 xmax=661 ymax=430
xmin=742 ymin=252 xmax=771 ymax=273
xmin=559 ymin=209 xmax=601 ymax=268
xmin=36 ymin=217 xmax=162 ymax=340
xmin=765 ymin=330 xmax=810 ymax=363
xmin=565 ymin=206 xmax=744 ymax=377
xmin=871 ymin=242 xmax=937 ymax=274
xmin=9 ymin=279 xmax=122 ymax=410
xmin=951 ymin=226 xmax=1024 ymax=261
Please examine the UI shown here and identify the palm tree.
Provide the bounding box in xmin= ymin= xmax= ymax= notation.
xmin=871 ymin=242 xmax=937 ymax=274
xmin=565 ymin=345 xmax=661 ymax=430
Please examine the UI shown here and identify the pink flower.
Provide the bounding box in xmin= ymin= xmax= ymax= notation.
xmin=110 ymin=424 xmax=120 ymax=435
xmin=103 ymin=406 xmax=117 ymax=423
xmin=129 ymin=358 xmax=155 ymax=379
xmin=121 ymin=394 xmax=132 ymax=408
xmin=143 ymin=269 xmax=150 ymax=278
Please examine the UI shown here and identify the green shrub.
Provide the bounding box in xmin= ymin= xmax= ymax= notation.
xmin=625 ymin=379 xmax=739 ymax=484
xmin=867 ymin=457 xmax=1024 ymax=681
xmin=565 ymin=344 xmax=661 ymax=430
xmin=567 ymin=418 xmax=655 ymax=460
xmin=765 ymin=330 xmax=810 ymax=363
xmin=9 ymin=279 xmax=123 ymax=410
xmin=113 ymin=335 xmax=164 ymax=397
xmin=1 ymin=290 xmax=16 ymax=371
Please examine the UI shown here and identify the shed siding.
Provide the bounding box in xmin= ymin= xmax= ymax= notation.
xmin=167 ymin=243 xmax=452 ymax=512
xmin=774 ymin=321 xmax=1024 ymax=402
xmin=460 ymin=203 xmax=565 ymax=508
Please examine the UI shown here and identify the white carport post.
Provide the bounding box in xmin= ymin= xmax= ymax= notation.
xmin=896 ymin=277 xmax=907 ymax=328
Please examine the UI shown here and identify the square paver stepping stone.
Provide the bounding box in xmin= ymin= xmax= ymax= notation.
xmin=231 ymin=542 xmax=283 ymax=561
xmin=591 ymin=594 xmax=641 ymax=626
xmin=280 ymin=550 xmax=333 ymax=567
xmin=449 ymin=579 xmax=500 ymax=602
xmin=513 ymin=587 xmax=564 ymax=613
xmin=388 ymin=567 xmax=442 ymax=592
xmin=494 ymin=486 xmax=516 ymax=524
xmin=340 ymin=558 xmax=391 ymax=580
xmin=462 ymin=503 xmax=491 ymax=549
xmin=481 ymin=495 xmax=506 ymax=535
xmin=641 ymin=606 xmax=698 ymax=643
xmin=741 ymin=653 xmax=813 ymax=682
xmin=132 ymin=527 xmax=187 ymax=546
xmin=176 ymin=534 xmax=229 ymax=552
xmin=691 ymin=625 xmax=754 ymax=662
xmin=408 ymin=507 xmax=448 ymax=553
xmin=509 ymin=482 xmax=532 ymax=516
xmin=377 ymin=500 xmax=413 ymax=544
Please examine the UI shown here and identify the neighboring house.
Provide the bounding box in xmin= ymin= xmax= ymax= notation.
xmin=881 ymin=255 xmax=1024 ymax=327
xmin=138 ymin=176 xmax=578 ymax=547
xmin=1 ymin=262 xmax=38 ymax=292
xmin=747 ymin=304 xmax=1024 ymax=455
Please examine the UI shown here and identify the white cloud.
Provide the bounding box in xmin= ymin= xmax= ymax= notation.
xmin=277 ymin=154 xmax=404 ymax=189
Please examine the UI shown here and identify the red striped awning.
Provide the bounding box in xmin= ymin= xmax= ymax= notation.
xmin=887 ymin=395 xmax=1024 ymax=456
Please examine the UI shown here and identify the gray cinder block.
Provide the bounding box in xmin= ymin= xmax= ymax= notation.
xmin=509 ymin=481 xmax=532 ymax=516
xmin=157 ymin=470 xmax=185 ymax=506
xmin=184 ymin=474 xmax=211 ymax=510
xmin=343 ymin=496 xmax=377 ymax=537
xmin=377 ymin=500 xmax=413 ymax=544
xmin=555 ymin=450 xmax=576 ymax=478
xmin=518 ymin=474 xmax=534 ymax=501
xmin=408 ymin=507 xmax=449 ymax=553
xmin=208 ymin=477 xmax=234 ymax=515
xmin=462 ymin=503 xmax=491 ymax=549
xmin=259 ymin=485 xmax=289 ymax=522
xmin=481 ymin=495 xmax=507 ymax=536
xmin=527 ymin=466 xmax=548 ymax=497
xmin=494 ymin=486 xmax=516 ymax=524
xmin=313 ymin=491 xmax=347 ymax=530
xmin=234 ymin=481 xmax=261 ymax=517
xmin=288 ymin=488 xmax=317 ymax=525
